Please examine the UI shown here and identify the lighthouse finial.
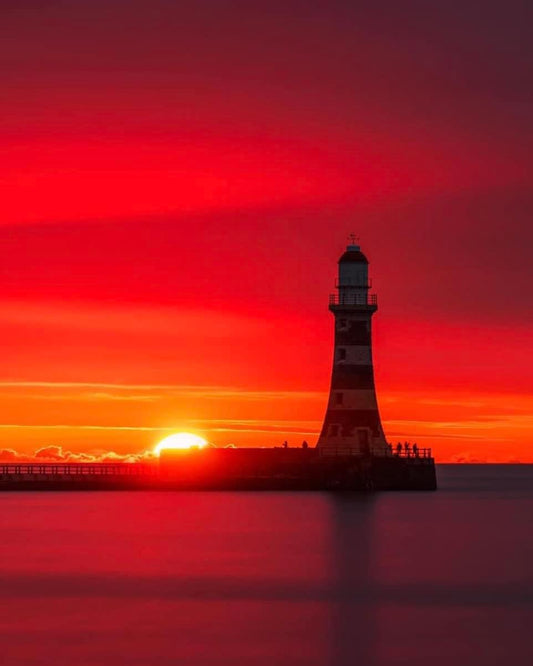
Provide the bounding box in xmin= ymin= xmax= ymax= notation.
xmin=348 ymin=233 xmax=359 ymax=248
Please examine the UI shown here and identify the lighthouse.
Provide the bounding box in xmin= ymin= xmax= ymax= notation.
xmin=317 ymin=238 xmax=389 ymax=455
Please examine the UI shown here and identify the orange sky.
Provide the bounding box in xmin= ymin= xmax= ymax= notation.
xmin=1 ymin=296 xmax=532 ymax=462
xmin=1 ymin=1 xmax=532 ymax=462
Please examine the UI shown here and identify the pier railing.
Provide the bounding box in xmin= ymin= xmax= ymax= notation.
xmin=0 ymin=463 xmax=158 ymax=477
xmin=390 ymin=448 xmax=432 ymax=460
xmin=319 ymin=447 xmax=433 ymax=461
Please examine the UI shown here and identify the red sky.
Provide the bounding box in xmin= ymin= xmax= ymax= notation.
xmin=1 ymin=1 xmax=532 ymax=462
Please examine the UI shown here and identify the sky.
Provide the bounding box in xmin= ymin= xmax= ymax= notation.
xmin=1 ymin=0 xmax=532 ymax=462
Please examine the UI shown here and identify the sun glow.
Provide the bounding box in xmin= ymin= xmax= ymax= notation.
xmin=154 ymin=433 xmax=208 ymax=456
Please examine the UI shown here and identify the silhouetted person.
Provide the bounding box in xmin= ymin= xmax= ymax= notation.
xmin=413 ymin=443 xmax=419 ymax=457
xmin=282 ymin=440 xmax=288 ymax=448
xmin=404 ymin=442 xmax=410 ymax=457
xmin=396 ymin=442 xmax=402 ymax=456
xmin=302 ymin=440 xmax=308 ymax=449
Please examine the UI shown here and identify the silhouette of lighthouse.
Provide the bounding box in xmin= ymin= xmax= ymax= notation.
xmin=317 ymin=237 xmax=388 ymax=454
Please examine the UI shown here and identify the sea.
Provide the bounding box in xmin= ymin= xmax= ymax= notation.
xmin=1 ymin=464 xmax=532 ymax=666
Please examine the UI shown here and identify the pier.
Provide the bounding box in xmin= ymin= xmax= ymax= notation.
xmin=0 ymin=445 xmax=436 ymax=491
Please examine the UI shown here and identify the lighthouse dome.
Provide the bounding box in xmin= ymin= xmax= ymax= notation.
xmin=338 ymin=244 xmax=368 ymax=264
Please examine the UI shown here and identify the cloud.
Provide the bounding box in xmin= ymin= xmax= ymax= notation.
xmin=0 ymin=448 xmax=21 ymax=462
xmin=449 ymin=452 xmax=488 ymax=463
xmin=0 ymin=445 xmax=156 ymax=464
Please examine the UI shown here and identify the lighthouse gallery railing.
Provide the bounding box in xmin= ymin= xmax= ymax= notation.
xmin=329 ymin=294 xmax=378 ymax=306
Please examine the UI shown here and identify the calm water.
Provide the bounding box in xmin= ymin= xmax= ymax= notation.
xmin=1 ymin=465 xmax=533 ymax=666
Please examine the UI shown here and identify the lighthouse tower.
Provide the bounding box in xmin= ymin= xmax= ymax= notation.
xmin=317 ymin=238 xmax=388 ymax=455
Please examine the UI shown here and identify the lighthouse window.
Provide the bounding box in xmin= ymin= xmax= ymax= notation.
xmin=338 ymin=348 xmax=346 ymax=361
xmin=335 ymin=392 xmax=344 ymax=405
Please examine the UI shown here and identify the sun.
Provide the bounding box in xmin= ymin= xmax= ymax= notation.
xmin=154 ymin=433 xmax=208 ymax=456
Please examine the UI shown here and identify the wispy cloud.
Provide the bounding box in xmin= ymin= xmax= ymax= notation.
xmin=0 ymin=418 xmax=321 ymax=434
xmin=0 ymin=445 xmax=155 ymax=464
xmin=0 ymin=381 xmax=323 ymax=400
xmin=0 ymin=424 xmax=167 ymax=431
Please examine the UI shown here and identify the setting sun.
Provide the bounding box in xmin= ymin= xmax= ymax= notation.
xmin=154 ymin=433 xmax=208 ymax=456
